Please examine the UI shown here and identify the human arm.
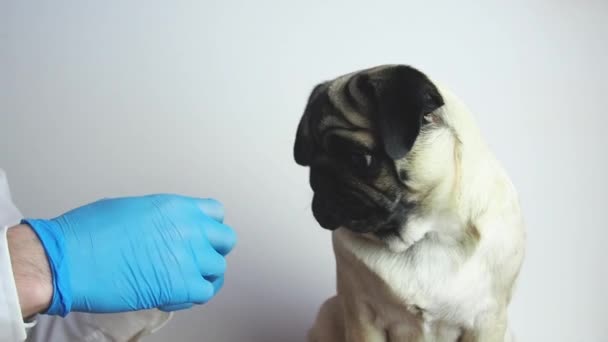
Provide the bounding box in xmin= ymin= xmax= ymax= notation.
xmin=6 ymin=224 xmax=52 ymax=318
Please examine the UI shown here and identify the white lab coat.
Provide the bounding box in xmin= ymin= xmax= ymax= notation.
xmin=0 ymin=169 xmax=172 ymax=342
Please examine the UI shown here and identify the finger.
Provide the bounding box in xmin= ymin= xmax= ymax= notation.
xmin=159 ymin=303 xmax=193 ymax=312
xmin=190 ymin=278 xmax=215 ymax=305
xmin=207 ymin=274 xmax=225 ymax=294
xmin=159 ymin=274 xmax=214 ymax=310
xmin=202 ymin=220 xmax=237 ymax=256
xmin=196 ymin=241 xmax=227 ymax=276
xmin=195 ymin=198 xmax=224 ymax=223
xmin=169 ymin=195 xmax=225 ymax=223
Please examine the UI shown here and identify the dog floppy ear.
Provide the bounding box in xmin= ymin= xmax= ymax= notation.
xmin=370 ymin=66 xmax=444 ymax=160
xmin=294 ymin=82 xmax=327 ymax=166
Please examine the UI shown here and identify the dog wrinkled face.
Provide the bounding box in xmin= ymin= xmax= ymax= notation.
xmin=294 ymin=65 xmax=444 ymax=239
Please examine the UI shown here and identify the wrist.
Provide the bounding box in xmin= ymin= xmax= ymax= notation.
xmin=7 ymin=224 xmax=53 ymax=318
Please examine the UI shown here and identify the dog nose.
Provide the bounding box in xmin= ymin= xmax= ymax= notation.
xmin=309 ymin=166 xmax=337 ymax=193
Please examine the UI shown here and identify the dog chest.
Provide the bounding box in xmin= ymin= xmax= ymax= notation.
xmin=334 ymin=229 xmax=495 ymax=327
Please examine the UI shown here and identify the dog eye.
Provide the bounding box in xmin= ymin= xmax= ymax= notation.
xmin=424 ymin=113 xmax=441 ymax=124
xmin=349 ymin=152 xmax=373 ymax=169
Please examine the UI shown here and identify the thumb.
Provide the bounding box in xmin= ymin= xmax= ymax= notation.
xmin=158 ymin=303 xmax=193 ymax=312
xmin=191 ymin=198 xmax=225 ymax=223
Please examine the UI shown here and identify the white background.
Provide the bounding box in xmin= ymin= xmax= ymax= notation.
xmin=1 ymin=1 xmax=607 ymax=341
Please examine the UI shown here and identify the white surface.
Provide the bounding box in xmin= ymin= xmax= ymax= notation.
xmin=1 ymin=1 xmax=607 ymax=341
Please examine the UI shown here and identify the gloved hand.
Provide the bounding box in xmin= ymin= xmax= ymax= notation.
xmin=22 ymin=194 xmax=237 ymax=316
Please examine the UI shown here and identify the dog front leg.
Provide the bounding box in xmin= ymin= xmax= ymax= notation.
xmin=459 ymin=310 xmax=509 ymax=342
xmin=341 ymin=298 xmax=388 ymax=342
xmin=307 ymin=296 xmax=345 ymax=342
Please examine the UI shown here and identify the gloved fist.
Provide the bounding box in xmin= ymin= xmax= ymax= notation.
xmin=22 ymin=194 xmax=237 ymax=316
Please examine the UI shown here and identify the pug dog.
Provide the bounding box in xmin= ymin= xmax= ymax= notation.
xmin=293 ymin=65 xmax=526 ymax=342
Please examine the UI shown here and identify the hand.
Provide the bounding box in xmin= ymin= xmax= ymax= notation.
xmin=22 ymin=194 xmax=237 ymax=316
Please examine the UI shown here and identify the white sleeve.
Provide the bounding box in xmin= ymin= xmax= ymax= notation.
xmin=1 ymin=226 xmax=28 ymax=341
xmin=0 ymin=169 xmax=29 ymax=341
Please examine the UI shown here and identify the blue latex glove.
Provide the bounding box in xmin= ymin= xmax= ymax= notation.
xmin=22 ymin=194 xmax=237 ymax=316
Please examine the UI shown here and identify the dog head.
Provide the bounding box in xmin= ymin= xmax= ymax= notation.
xmin=294 ymin=65 xmax=485 ymax=249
